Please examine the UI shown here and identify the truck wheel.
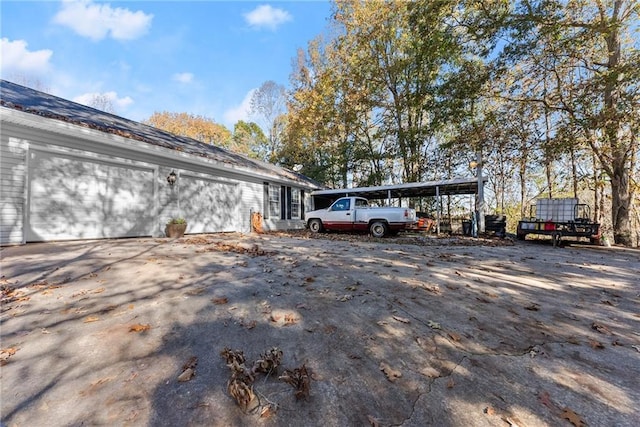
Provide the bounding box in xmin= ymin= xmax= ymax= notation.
xmin=370 ymin=221 xmax=388 ymax=238
xmin=309 ymin=219 xmax=323 ymax=233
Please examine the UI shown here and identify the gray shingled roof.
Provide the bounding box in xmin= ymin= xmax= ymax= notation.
xmin=0 ymin=79 xmax=321 ymax=188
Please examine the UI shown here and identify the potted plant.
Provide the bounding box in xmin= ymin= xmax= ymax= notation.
xmin=165 ymin=217 xmax=187 ymax=238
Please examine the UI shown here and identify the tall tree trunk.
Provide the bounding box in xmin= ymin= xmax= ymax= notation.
xmin=570 ymin=146 xmax=578 ymax=198
xmin=604 ymin=0 xmax=631 ymax=245
xmin=593 ymin=153 xmax=600 ymax=223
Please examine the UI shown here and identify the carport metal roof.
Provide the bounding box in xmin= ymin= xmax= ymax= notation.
xmin=311 ymin=176 xmax=487 ymax=200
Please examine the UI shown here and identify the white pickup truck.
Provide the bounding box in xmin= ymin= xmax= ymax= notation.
xmin=305 ymin=196 xmax=416 ymax=237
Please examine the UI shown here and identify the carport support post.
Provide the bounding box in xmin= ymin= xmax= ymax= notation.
xmin=436 ymin=185 xmax=441 ymax=235
xmin=476 ymin=151 xmax=485 ymax=233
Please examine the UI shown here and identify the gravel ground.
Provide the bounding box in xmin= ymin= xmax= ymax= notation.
xmin=1 ymin=231 xmax=639 ymax=426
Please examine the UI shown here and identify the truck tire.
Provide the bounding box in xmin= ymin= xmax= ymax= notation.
xmin=308 ymin=219 xmax=323 ymax=233
xmin=369 ymin=221 xmax=388 ymax=238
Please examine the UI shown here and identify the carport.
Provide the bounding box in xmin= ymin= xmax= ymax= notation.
xmin=310 ymin=176 xmax=488 ymax=234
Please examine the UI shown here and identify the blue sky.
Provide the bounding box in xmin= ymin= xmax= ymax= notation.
xmin=1 ymin=0 xmax=332 ymax=129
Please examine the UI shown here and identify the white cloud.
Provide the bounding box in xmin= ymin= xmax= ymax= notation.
xmin=223 ymin=89 xmax=255 ymax=126
xmin=53 ymin=0 xmax=153 ymax=41
xmin=73 ymin=91 xmax=134 ymax=110
xmin=172 ymin=72 xmax=194 ymax=84
xmin=244 ymin=5 xmax=292 ymax=31
xmin=0 ymin=38 xmax=53 ymax=77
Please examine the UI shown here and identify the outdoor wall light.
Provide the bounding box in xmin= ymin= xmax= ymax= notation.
xmin=167 ymin=170 xmax=177 ymax=186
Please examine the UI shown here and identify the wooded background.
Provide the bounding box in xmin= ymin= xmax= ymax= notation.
xmin=121 ymin=1 xmax=639 ymax=246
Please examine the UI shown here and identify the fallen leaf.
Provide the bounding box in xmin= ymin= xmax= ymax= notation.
xmin=589 ymin=339 xmax=605 ymax=349
xmin=177 ymin=368 xmax=195 ymax=382
xmin=178 ymin=357 xmax=198 ymax=382
xmin=484 ymin=406 xmax=496 ymax=416
xmin=524 ymin=303 xmax=540 ymax=311
xmin=367 ymin=415 xmax=380 ymax=426
xmin=0 ymin=347 xmax=18 ymax=357
xmin=129 ymin=324 xmax=151 ymax=332
xmin=244 ymin=320 xmax=257 ymax=330
xmin=305 ymin=277 xmax=315 ymax=283
xmin=212 ymin=297 xmax=228 ymax=305
xmin=501 ymin=416 xmax=524 ymax=426
xmin=447 ymin=332 xmax=461 ymax=342
xmin=631 ymin=345 xmax=640 ymax=353
xmin=380 ymin=362 xmax=402 ymax=382
xmin=392 ymin=316 xmax=410 ymax=324
xmin=83 ymin=316 xmax=99 ymax=323
xmin=284 ymin=313 xmax=297 ymax=325
xmin=270 ymin=314 xmax=282 ymax=322
xmin=92 ymin=288 xmax=105 ymax=294
xmin=279 ymin=364 xmax=310 ymax=400
xmin=260 ymin=405 xmax=275 ymax=418
xmin=428 ymin=320 xmax=441 ymax=330
xmin=447 ymin=378 xmax=455 ymax=388
xmin=562 ymin=408 xmax=586 ymax=427
xmin=591 ymin=322 xmax=613 ymax=335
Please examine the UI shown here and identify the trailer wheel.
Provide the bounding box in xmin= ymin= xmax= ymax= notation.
xmin=369 ymin=221 xmax=388 ymax=238
xmin=308 ymin=219 xmax=323 ymax=233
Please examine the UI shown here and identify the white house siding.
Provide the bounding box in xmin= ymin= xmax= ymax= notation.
xmin=0 ymin=133 xmax=27 ymax=245
xmin=239 ymin=180 xmax=264 ymax=233
xmin=26 ymin=149 xmax=156 ymax=242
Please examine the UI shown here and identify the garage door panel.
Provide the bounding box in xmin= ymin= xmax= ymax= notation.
xmin=27 ymin=150 xmax=155 ymax=241
xmin=181 ymin=176 xmax=238 ymax=233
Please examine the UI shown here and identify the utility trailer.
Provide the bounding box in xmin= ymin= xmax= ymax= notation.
xmin=516 ymin=198 xmax=600 ymax=246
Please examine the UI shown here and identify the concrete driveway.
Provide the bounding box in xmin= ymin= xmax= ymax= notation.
xmin=1 ymin=232 xmax=639 ymax=426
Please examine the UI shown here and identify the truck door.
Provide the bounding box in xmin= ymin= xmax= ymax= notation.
xmin=324 ymin=198 xmax=354 ymax=230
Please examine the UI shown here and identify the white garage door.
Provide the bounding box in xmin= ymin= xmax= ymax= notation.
xmin=180 ymin=175 xmax=238 ymax=233
xmin=27 ymin=150 xmax=155 ymax=241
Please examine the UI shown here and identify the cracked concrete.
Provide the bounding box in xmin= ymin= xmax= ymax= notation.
xmin=1 ymin=232 xmax=639 ymax=426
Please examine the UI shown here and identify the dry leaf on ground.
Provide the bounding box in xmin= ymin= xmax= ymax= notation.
xmin=83 ymin=316 xmax=99 ymax=323
xmin=129 ymin=324 xmax=151 ymax=332
xmin=589 ymin=339 xmax=605 ymax=349
xmin=212 ymin=297 xmax=228 ymax=305
xmin=380 ymin=362 xmax=402 ymax=382
xmin=562 ymin=408 xmax=586 ymax=427
xmin=392 ymin=315 xmax=410 ymax=324
xmin=447 ymin=332 xmax=462 ymax=342
xmin=591 ymin=322 xmax=613 ymax=335
xmin=428 ymin=320 xmax=441 ymax=329
xmin=279 ymin=364 xmax=310 ymax=400
xmin=178 ymin=356 xmax=198 ymax=382
xmin=0 ymin=347 xmax=18 ymax=365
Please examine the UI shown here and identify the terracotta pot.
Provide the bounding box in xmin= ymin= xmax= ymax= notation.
xmin=165 ymin=223 xmax=187 ymax=238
